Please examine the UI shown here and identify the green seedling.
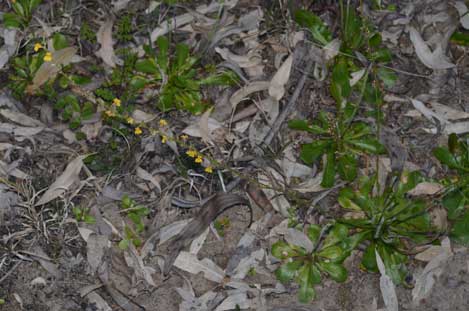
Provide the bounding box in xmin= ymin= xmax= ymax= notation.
xmin=118 ymin=195 xmax=150 ymax=249
xmin=72 ymin=206 xmax=96 ymax=224
xmin=117 ymin=14 xmax=133 ymax=42
xmin=272 ymin=224 xmax=356 ymax=302
xmin=54 ymin=94 xmax=94 ymax=129
xmin=135 ymin=36 xmax=237 ymax=114
xmin=338 ymin=172 xmax=433 ymax=284
xmin=214 ymin=217 xmax=230 ymax=237
xmin=289 ymin=103 xmax=385 ymax=187
xmin=433 ymin=134 xmax=469 ymax=245
xmin=4 ymin=0 xmax=42 ymax=29
xmin=8 ymin=50 xmax=44 ymax=98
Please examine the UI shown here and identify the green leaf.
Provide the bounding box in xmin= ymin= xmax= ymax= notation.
xmin=450 ymin=31 xmax=469 ymax=46
xmin=368 ymin=33 xmax=382 ymax=47
xmin=433 ymin=147 xmax=459 ymax=169
xmin=118 ymin=239 xmax=130 ymax=250
xmin=130 ymin=76 xmax=148 ymax=90
xmin=330 ymin=58 xmax=351 ymax=104
xmin=294 ymin=9 xmax=332 ymax=45
xmin=321 ymin=151 xmax=336 ymax=188
xmin=322 ymin=224 xmax=348 ymax=248
xmin=338 ymin=187 xmax=361 ymax=211
xmin=347 ymin=138 xmax=385 ymax=154
xmin=361 ymin=243 xmax=378 ymax=272
xmin=156 ymin=36 xmax=169 ymax=71
xmin=370 ymin=48 xmax=392 ymax=63
xmin=52 ymin=33 xmax=68 ymax=50
xmin=135 ymin=59 xmax=159 ymax=74
xmin=296 ymin=263 xmax=318 ymax=302
xmin=288 ymin=119 xmax=310 ymax=131
xmin=341 ymin=231 xmax=371 ymax=252
xmin=318 ymin=245 xmax=345 ymax=262
xmin=342 ymin=7 xmax=364 ymax=49
xmin=300 ymin=140 xmax=331 ymax=165
xmin=175 ymin=43 xmax=190 ymax=70
xmin=29 ymin=0 xmax=42 ymax=11
xmin=84 ymin=214 xmax=96 ymax=224
xmin=12 ymin=2 xmax=25 ymax=17
xmin=275 ymin=260 xmax=302 ymax=283
xmin=337 ymin=154 xmax=357 ymax=182
xmin=3 ymin=13 xmax=22 ymax=29
xmin=271 ymin=241 xmax=296 ymax=259
xmin=376 ymin=67 xmax=397 ymax=88
xmin=318 ymin=262 xmax=347 ymax=282
xmin=450 ymin=211 xmax=469 ymax=246
xmin=81 ymin=102 xmax=94 ymax=120
xmin=307 ymin=224 xmax=321 ymax=245
xmin=448 ymin=133 xmax=459 ymax=154
xmin=443 ymin=190 xmax=466 ymax=220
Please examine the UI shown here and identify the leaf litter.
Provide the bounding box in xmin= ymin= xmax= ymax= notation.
xmin=2 ymin=1 xmax=469 ymax=310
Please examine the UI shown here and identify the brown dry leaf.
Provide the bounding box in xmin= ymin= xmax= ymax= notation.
xmin=96 ymin=19 xmax=122 ymax=68
xmin=268 ymin=54 xmax=293 ymax=101
xmin=0 ymin=28 xmax=17 ymax=70
xmin=408 ymin=182 xmax=444 ymax=196
xmin=35 ymin=155 xmax=88 ymax=206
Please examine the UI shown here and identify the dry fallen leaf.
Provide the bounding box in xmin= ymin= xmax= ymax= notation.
xmin=269 ymin=54 xmax=293 ymax=101
xmin=408 ymin=26 xmax=455 ymax=70
xmin=28 ymin=47 xmax=77 ymax=93
xmin=96 ymin=19 xmax=122 ymax=68
xmin=173 ymin=251 xmax=225 ymax=283
xmin=376 ymin=250 xmax=399 ymax=311
xmin=230 ymin=81 xmax=270 ymax=110
xmin=35 ymin=155 xmax=87 ymax=206
xmin=412 ymin=237 xmax=453 ymax=305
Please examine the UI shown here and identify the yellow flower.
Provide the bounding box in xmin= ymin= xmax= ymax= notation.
xmin=195 ymin=155 xmax=203 ymax=163
xmin=43 ymin=52 xmax=52 ymax=62
xmin=105 ymin=110 xmax=114 ymax=117
xmin=134 ymin=127 xmax=143 ymax=135
xmin=159 ymin=119 xmax=168 ymax=127
xmin=161 ymin=135 xmax=167 ymax=144
xmin=34 ymin=43 xmax=43 ymax=52
xmin=11 ymin=0 xmax=16 ymax=3
xmin=126 ymin=117 xmax=134 ymax=124
xmin=180 ymin=134 xmax=189 ymax=141
xmin=186 ymin=150 xmax=197 ymax=158
xmin=113 ymin=98 xmax=121 ymax=107
xmin=204 ymin=166 xmax=213 ymax=173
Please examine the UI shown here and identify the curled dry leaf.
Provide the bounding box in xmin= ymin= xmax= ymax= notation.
xmin=35 ymin=155 xmax=87 ymax=206
xmin=230 ymin=81 xmax=270 ymax=110
xmin=27 ymin=47 xmax=78 ymax=94
xmin=269 ymin=54 xmax=293 ymax=101
xmin=182 ymin=116 xmax=223 ymax=138
xmin=96 ymin=19 xmax=122 ymax=68
xmin=408 ymin=182 xmax=444 ymax=196
xmin=408 ymin=26 xmax=455 ymax=70
xmin=453 ymin=1 xmax=469 ymax=30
